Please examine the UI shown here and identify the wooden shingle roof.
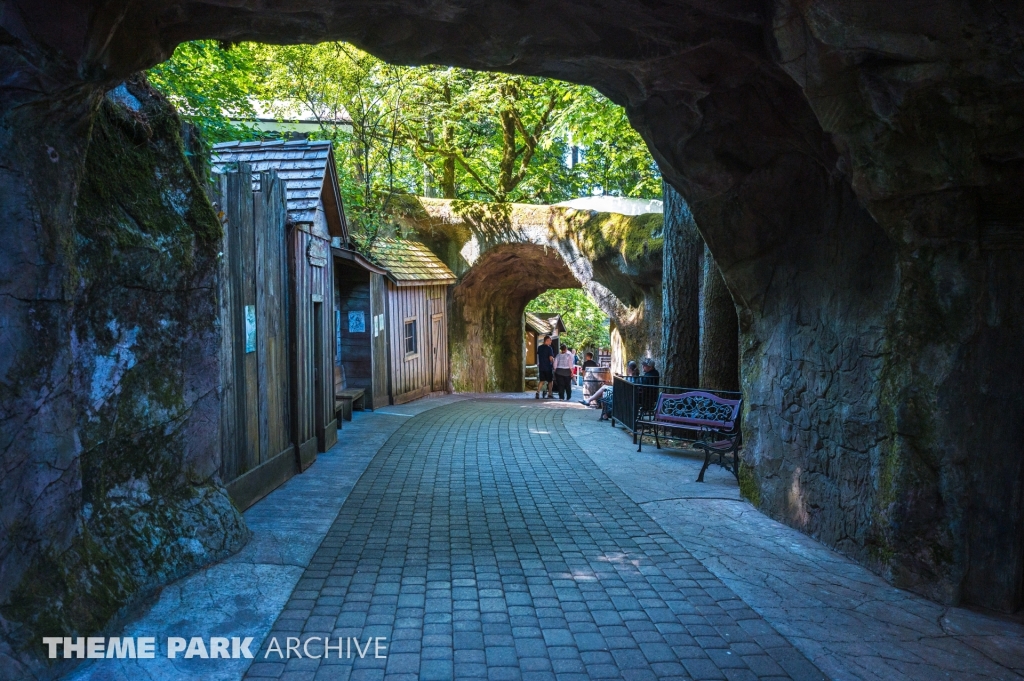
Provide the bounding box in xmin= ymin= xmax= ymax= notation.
xmin=211 ymin=140 xmax=347 ymax=240
xmin=525 ymin=311 xmax=565 ymax=336
xmin=371 ymin=238 xmax=456 ymax=287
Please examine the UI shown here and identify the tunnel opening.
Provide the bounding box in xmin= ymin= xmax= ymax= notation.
xmin=2 ymin=8 xmax=1024 ymax=674
xmin=450 ymin=242 xmax=581 ymax=393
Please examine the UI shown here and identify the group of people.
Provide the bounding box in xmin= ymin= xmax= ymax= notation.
xmin=534 ymin=334 xmax=599 ymax=400
xmin=533 ymin=332 xmax=661 ymax=420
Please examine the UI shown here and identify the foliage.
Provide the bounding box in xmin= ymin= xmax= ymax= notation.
xmin=527 ymin=289 xmax=611 ymax=351
xmin=147 ymin=41 xmax=263 ymax=143
xmin=148 ymin=41 xmax=662 ymax=253
xmin=555 ymin=87 xmax=663 ymax=199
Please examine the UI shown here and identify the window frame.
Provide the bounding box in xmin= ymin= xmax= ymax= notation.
xmin=403 ymin=316 xmax=419 ymax=359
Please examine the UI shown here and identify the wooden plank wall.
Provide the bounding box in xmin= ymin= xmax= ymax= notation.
xmin=369 ymin=274 xmax=390 ymax=409
xmin=257 ymin=173 xmax=292 ymax=461
xmin=217 ymin=168 xmax=292 ymax=498
xmin=289 ymin=217 xmax=337 ymax=467
xmin=217 ymin=170 xmax=245 ymax=484
xmin=386 ymin=283 xmax=450 ymax=404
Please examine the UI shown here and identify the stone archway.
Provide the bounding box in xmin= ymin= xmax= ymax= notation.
xmin=450 ymin=243 xmax=578 ymax=393
xmin=390 ymin=198 xmax=665 ymax=391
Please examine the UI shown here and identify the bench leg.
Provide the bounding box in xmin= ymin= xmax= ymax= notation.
xmin=696 ymin=448 xmax=712 ymax=483
xmin=636 ymin=424 xmax=644 ymax=452
xmin=731 ymin=447 xmax=740 ymax=481
xmin=654 ymin=425 xmax=661 ymax=450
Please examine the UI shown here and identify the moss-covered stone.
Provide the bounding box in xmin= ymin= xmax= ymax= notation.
xmin=737 ymin=461 xmax=761 ymax=508
xmin=389 ymin=197 xmax=665 ymax=391
xmin=0 ymin=77 xmax=248 ymax=668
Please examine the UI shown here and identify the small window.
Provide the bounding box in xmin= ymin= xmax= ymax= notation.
xmin=404 ymin=318 xmax=418 ymax=356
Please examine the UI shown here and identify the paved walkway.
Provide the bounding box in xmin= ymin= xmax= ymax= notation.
xmin=565 ymin=406 xmax=1024 ymax=681
xmin=64 ymin=396 xmax=1024 ymax=681
xmin=246 ymin=400 xmax=820 ymax=681
xmin=64 ymin=395 xmax=471 ymax=681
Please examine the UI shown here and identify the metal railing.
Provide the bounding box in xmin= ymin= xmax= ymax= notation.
xmin=608 ymin=376 xmax=742 ymax=444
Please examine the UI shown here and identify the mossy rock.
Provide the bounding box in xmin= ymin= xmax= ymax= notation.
xmin=0 ymin=77 xmax=248 ymax=667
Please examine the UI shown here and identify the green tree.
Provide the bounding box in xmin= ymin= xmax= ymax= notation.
xmin=149 ymin=40 xmax=662 ymax=244
xmin=403 ymin=70 xmax=568 ymax=201
xmin=527 ymin=289 xmax=611 ymax=351
xmin=555 ymin=87 xmax=662 ymax=198
xmin=147 ymin=41 xmax=262 ymax=143
xmin=250 ymin=42 xmax=419 ymax=252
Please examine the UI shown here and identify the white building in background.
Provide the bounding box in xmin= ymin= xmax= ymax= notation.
xmin=556 ymin=196 xmax=663 ymax=215
xmin=237 ymin=99 xmax=353 ymax=139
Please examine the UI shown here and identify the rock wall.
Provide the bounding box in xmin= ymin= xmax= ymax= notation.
xmin=0 ymin=73 xmax=247 ymax=677
xmin=1 ymin=0 xmax=1022 ymax=617
xmin=660 ymin=184 xmax=701 ymax=387
xmin=392 ymin=199 xmax=664 ymax=392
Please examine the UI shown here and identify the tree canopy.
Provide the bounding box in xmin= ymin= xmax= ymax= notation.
xmin=528 ymin=289 xmax=611 ymax=352
xmin=149 ymin=41 xmax=661 ymax=216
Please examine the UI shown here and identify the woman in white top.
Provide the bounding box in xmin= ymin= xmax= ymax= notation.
xmin=553 ymin=343 xmax=575 ymax=400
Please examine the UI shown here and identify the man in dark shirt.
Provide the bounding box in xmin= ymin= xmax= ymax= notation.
xmin=638 ymin=358 xmax=661 ymax=413
xmin=640 ymin=358 xmax=660 ymax=382
xmin=582 ymin=352 xmax=599 ymax=369
xmin=536 ymin=335 xmax=555 ymax=399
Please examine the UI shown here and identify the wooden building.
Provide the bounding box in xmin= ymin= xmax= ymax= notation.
xmin=211 ymin=140 xmax=347 ymax=509
xmin=371 ymin=238 xmax=457 ymax=404
xmin=524 ymin=311 xmax=565 ymax=365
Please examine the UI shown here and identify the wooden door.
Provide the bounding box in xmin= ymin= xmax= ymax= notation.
xmin=431 ymin=313 xmax=444 ymax=392
xmin=369 ymin=274 xmax=389 ymax=408
xmin=313 ymin=300 xmax=326 ymax=452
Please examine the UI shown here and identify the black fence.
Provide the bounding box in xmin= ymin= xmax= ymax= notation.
xmin=608 ymin=376 xmax=742 ymax=444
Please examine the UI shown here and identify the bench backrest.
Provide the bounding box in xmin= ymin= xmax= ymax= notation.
xmin=654 ymin=391 xmax=741 ymax=430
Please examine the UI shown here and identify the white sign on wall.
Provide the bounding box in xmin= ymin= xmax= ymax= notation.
xmin=244 ymin=305 xmax=256 ymax=353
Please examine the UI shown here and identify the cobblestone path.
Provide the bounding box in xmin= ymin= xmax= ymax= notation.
xmin=245 ymin=400 xmax=823 ymax=681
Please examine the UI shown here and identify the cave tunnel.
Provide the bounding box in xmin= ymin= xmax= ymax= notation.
xmin=2 ymin=0 xmax=1024 ymax=643
xmin=450 ymin=243 xmax=581 ymax=394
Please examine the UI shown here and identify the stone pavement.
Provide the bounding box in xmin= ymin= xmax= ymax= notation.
xmin=61 ymin=395 xmax=1024 ymax=681
xmin=245 ymin=400 xmax=823 ymax=681
xmin=62 ymin=395 xmax=471 ymax=681
xmin=563 ymin=406 xmax=1024 ymax=681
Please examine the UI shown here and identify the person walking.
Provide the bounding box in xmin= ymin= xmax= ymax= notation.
xmin=553 ymin=343 xmax=575 ymax=400
xmin=535 ymin=335 xmax=555 ymax=399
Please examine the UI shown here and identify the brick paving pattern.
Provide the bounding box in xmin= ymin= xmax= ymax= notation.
xmin=245 ymin=400 xmax=823 ymax=681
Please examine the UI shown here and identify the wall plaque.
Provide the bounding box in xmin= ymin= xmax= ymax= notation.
xmin=307 ymin=239 xmax=329 ymax=268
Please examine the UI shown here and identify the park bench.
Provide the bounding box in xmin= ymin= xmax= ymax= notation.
xmin=635 ymin=391 xmax=743 ymax=483
xmin=335 ymin=388 xmax=366 ymax=422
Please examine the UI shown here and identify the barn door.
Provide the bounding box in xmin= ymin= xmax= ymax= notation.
xmin=430 ymin=313 xmax=444 ymax=391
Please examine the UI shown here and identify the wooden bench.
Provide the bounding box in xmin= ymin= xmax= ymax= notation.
xmin=635 ymin=391 xmax=743 ymax=482
xmin=335 ymin=389 xmax=365 ymax=422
